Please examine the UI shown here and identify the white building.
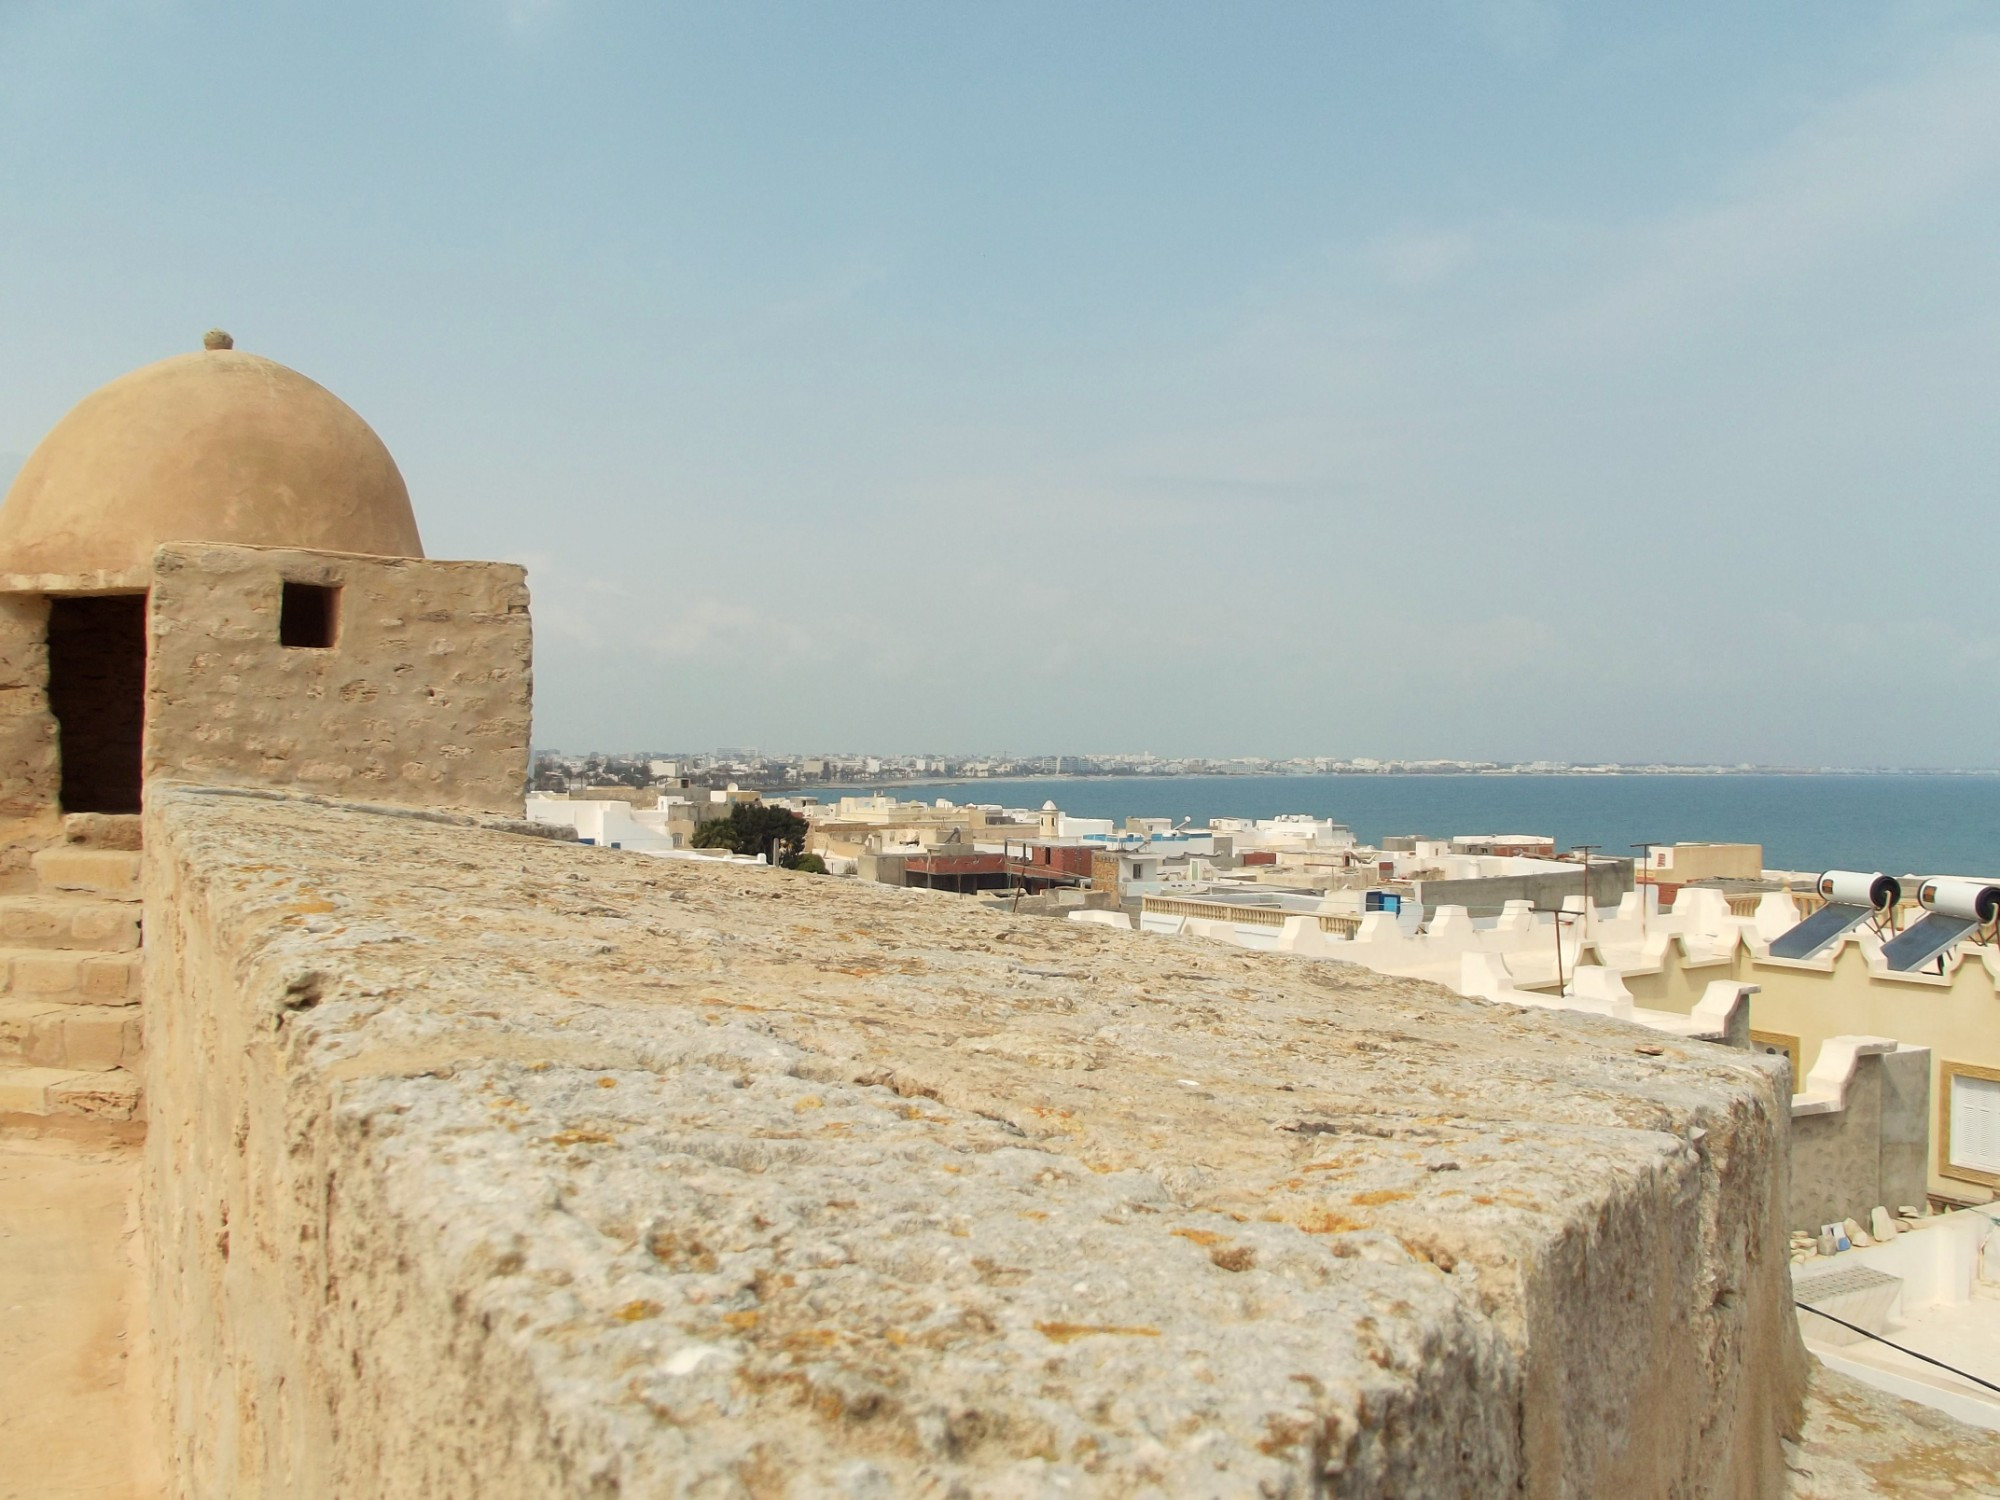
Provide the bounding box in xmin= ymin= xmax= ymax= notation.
xmin=524 ymin=794 xmax=764 ymax=865
xmin=1211 ymin=815 xmax=1356 ymax=853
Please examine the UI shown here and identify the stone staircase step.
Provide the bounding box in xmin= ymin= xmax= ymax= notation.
xmin=60 ymin=812 xmax=143 ymax=851
xmin=0 ymin=998 xmax=140 ymax=1071
xmin=0 ymin=1063 xmax=139 ymax=1121
xmin=0 ymin=896 xmax=142 ymax=953
xmin=32 ymin=847 xmax=142 ymax=898
xmin=0 ymin=946 xmax=143 ymax=1003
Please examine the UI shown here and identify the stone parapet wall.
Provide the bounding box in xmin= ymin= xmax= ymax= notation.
xmin=0 ymin=593 xmax=58 ymax=819
xmin=143 ymin=787 xmax=1806 ymax=1497
xmin=146 ymin=543 xmax=531 ymax=814
xmin=0 ymin=593 xmax=63 ymax=890
xmin=1791 ymin=1040 xmax=1932 ymax=1229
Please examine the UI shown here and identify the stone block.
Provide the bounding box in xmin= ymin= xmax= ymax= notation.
xmin=46 ymin=1068 xmax=136 ymax=1119
xmin=32 ymin=847 xmax=141 ymax=896
xmin=9 ymin=951 xmax=82 ymax=994
xmin=0 ymin=900 xmax=68 ymax=947
xmin=0 ymin=897 xmax=141 ymax=951
xmin=61 ymin=813 xmax=143 ymax=850
xmin=0 ymin=998 xmax=62 ymax=1066
xmin=0 ymin=1064 xmax=67 ymax=1113
xmin=76 ymin=954 xmax=141 ymax=1003
xmin=68 ymin=901 xmax=141 ymax=949
xmin=0 ymin=999 xmax=134 ymax=1070
xmin=60 ymin=1006 xmax=134 ymax=1071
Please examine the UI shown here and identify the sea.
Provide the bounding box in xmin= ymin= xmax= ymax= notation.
xmin=802 ymin=774 xmax=2000 ymax=880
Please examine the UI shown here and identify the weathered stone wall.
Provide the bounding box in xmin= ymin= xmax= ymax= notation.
xmin=144 ymin=788 xmax=1807 ymax=1498
xmin=1415 ymin=859 xmax=1633 ymax=917
xmin=0 ymin=592 xmax=63 ymax=889
xmin=145 ymin=543 xmax=531 ymax=814
xmin=1792 ymin=1047 xmax=1932 ymax=1229
xmin=0 ymin=593 xmax=58 ymax=817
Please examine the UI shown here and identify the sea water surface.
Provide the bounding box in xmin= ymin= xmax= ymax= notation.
xmin=806 ymin=775 xmax=2000 ymax=879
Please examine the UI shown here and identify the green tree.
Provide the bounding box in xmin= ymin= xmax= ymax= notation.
xmin=689 ymin=820 xmax=735 ymax=850
xmin=690 ymin=803 xmax=813 ymax=868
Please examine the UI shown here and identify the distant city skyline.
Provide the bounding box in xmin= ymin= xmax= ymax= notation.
xmin=537 ymin=748 xmax=2000 ymax=780
xmin=5 ymin=5 xmax=1998 ymax=765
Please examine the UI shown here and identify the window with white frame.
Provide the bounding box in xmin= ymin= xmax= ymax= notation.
xmin=1948 ymin=1068 xmax=2000 ymax=1177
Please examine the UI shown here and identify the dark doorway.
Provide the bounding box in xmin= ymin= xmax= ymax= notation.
xmin=46 ymin=594 xmax=147 ymax=815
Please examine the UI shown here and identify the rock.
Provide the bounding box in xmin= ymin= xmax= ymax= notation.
xmin=1870 ymin=1206 xmax=1899 ymax=1240
xmin=1787 ymin=1363 xmax=2000 ymax=1498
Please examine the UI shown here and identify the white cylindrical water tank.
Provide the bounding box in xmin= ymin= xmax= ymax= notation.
xmin=1817 ymin=870 xmax=1901 ymax=911
xmin=1916 ymin=878 xmax=2000 ymax=924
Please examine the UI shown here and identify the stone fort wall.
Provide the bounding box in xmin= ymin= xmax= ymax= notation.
xmin=145 ymin=543 xmax=531 ymax=814
xmin=0 ymin=593 xmax=63 ymax=886
xmin=143 ymin=786 xmax=1807 ymax=1497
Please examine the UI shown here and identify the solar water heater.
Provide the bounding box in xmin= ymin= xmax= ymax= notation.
xmin=1767 ymin=871 xmax=1900 ymax=961
xmin=1881 ymin=877 xmax=1999 ymax=973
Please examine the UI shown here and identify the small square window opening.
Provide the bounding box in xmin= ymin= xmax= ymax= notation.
xmin=280 ymin=582 xmax=340 ymax=648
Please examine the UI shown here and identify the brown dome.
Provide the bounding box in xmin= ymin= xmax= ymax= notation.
xmin=0 ymin=346 xmax=423 ymax=578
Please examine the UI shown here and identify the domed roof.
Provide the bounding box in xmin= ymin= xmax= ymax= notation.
xmin=0 ymin=339 xmax=423 ymax=578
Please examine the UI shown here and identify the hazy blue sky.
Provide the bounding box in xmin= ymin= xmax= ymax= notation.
xmin=3 ymin=3 xmax=1996 ymax=764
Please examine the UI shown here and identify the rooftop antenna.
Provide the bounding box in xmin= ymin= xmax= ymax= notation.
xmin=1574 ymin=844 xmax=1599 ymax=947
xmin=1631 ymin=841 xmax=1661 ymax=939
xmin=1548 ymin=827 xmax=1566 ymax=992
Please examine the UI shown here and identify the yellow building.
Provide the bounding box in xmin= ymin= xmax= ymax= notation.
xmin=1623 ymin=932 xmax=2000 ymax=1205
xmin=1646 ymin=842 xmax=1765 ymax=885
xmin=806 ymin=795 xmax=1035 ymax=867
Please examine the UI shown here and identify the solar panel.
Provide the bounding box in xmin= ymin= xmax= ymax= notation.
xmin=1768 ymin=903 xmax=1872 ymax=961
xmin=1881 ymin=913 xmax=1978 ymax=973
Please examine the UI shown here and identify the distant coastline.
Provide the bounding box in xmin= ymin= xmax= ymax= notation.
xmin=793 ymin=770 xmax=2000 ymax=876
xmin=805 ymin=766 xmax=2000 ymax=793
